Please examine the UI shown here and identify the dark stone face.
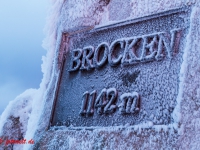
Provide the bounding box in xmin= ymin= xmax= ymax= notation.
xmin=51 ymin=8 xmax=189 ymax=127
xmin=121 ymin=70 xmax=140 ymax=86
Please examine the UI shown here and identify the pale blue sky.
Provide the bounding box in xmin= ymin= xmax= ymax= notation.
xmin=0 ymin=1 xmax=49 ymax=114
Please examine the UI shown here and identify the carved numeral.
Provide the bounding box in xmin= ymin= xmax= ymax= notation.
xmin=120 ymin=92 xmax=139 ymax=114
xmin=80 ymin=91 xmax=89 ymax=115
xmin=87 ymin=90 xmax=96 ymax=115
xmin=95 ymin=88 xmax=118 ymax=114
xmin=80 ymin=89 xmax=140 ymax=116
xmin=104 ymin=88 xmax=118 ymax=114
xmin=80 ymin=90 xmax=96 ymax=116
xmin=95 ymin=88 xmax=107 ymax=114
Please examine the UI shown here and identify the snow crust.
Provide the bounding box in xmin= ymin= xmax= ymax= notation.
xmin=1 ymin=0 xmax=200 ymax=149
xmin=1 ymin=0 xmax=65 ymax=149
xmin=25 ymin=0 xmax=110 ymax=149
xmin=23 ymin=0 xmax=65 ymax=149
xmin=0 ymin=89 xmax=37 ymax=150
xmin=176 ymin=2 xmax=200 ymax=149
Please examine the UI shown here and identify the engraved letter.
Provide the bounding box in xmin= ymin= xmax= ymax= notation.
xmin=80 ymin=46 xmax=95 ymax=70
xmin=156 ymin=29 xmax=181 ymax=60
xmin=69 ymin=49 xmax=82 ymax=72
xmin=108 ymin=39 xmax=124 ymax=66
xmin=122 ymin=37 xmax=141 ymax=65
xmin=130 ymin=92 xmax=140 ymax=113
xmin=94 ymin=42 xmax=109 ymax=68
xmin=120 ymin=92 xmax=139 ymax=114
xmin=140 ymin=34 xmax=158 ymax=62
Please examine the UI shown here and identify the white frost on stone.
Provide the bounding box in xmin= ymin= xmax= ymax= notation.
xmin=2 ymin=0 xmax=200 ymax=149
xmin=23 ymin=0 xmax=65 ymax=149
xmin=0 ymin=89 xmax=37 ymax=150
xmin=0 ymin=89 xmax=37 ymax=134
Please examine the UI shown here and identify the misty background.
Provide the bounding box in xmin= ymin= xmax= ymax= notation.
xmin=0 ymin=1 xmax=49 ymax=114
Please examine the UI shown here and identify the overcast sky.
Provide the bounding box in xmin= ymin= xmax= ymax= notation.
xmin=0 ymin=1 xmax=49 ymax=114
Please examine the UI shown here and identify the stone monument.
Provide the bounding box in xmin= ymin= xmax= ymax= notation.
xmin=2 ymin=0 xmax=200 ymax=149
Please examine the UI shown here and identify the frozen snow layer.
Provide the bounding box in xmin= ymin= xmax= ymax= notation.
xmin=0 ymin=89 xmax=37 ymax=149
xmin=1 ymin=0 xmax=200 ymax=149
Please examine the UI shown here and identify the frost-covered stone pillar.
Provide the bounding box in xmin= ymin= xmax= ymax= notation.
xmin=31 ymin=0 xmax=200 ymax=149
xmin=2 ymin=0 xmax=200 ymax=149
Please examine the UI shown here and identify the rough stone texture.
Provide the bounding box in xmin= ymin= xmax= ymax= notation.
xmin=33 ymin=127 xmax=179 ymax=150
xmin=32 ymin=0 xmax=200 ymax=149
xmin=1 ymin=0 xmax=200 ymax=149
xmin=0 ymin=89 xmax=36 ymax=150
xmin=109 ymin=0 xmax=132 ymax=20
xmin=60 ymin=0 xmax=110 ymax=30
xmin=177 ymin=2 xmax=200 ymax=149
xmin=0 ymin=116 xmax=23 ymax=150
